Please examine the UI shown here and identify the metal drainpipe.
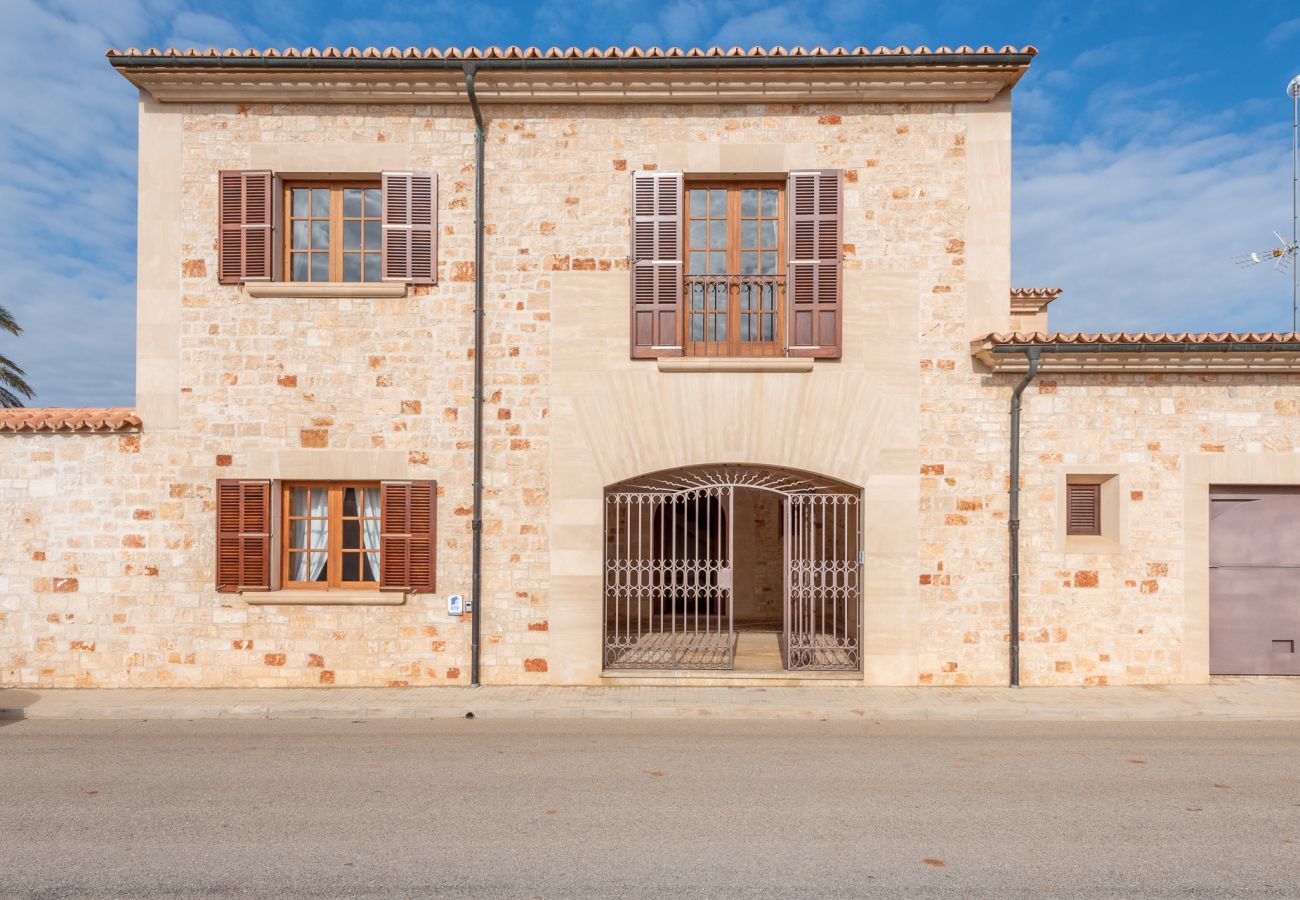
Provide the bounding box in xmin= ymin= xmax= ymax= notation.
xmin=1007 ymin=347 xmax=1040 ymax=688
xmin=464 ymin=64 xmax=486 ymax=687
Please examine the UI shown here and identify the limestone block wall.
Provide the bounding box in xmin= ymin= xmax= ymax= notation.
xmin=918 ymin=368 xmax=1300 ymax=686
xmin=2 ymin=93 xmax=1010 ymax=688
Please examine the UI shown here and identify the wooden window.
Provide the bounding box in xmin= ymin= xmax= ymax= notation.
xmin=684 ymin=182 xmax=785 ymax=357
xmin=1066 ymin=483 xmax=1102 ymax=536
xmin=284 ymin=182 xmax=383 ymax=283
xmin=282 ymin=482 xmax=383 ymax=589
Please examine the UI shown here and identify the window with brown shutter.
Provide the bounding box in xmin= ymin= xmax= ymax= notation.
xmin=786 ymin=169 xmax=843 ymax=358
xmin=630 ymin=171 xmax=684 ymax=358
xmin=281 ymin=482 xmax=384 ymax=589
xmin=216 ymin=479 xmax=272 ymax=591
xmin=218 ymin=171 xmax=273 ymax=284
xmin=379 ymin=480 xmax=437 ymax=593
xmin=382 ymin=171 xmax=438 ymax=284
xmin=1066 ymin=483 xmax=1102 ymax=536
xmin=283 ymin=181 xmax=383 ymax=282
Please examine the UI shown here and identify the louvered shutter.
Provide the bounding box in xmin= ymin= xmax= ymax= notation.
xmin=382 ymin=172 xmax=438 ymax=284
xmin=218 ymin=171 xmax=273 ymax=283
xmin=786 ymin=170 xmax=843 ymax=358
xmin=215 ymin=479 xmax=271 ymax=592
xmin=630 ymin=171 xmax=683 ymax=358
xmin=380 ymin=480 xmax=437 ymax=593
xmin=1066 ymin=483 xmax=1102 ymax=536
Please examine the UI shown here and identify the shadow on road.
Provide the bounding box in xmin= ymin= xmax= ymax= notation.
xmin=0 ymin=690 xmax=41 ymax=727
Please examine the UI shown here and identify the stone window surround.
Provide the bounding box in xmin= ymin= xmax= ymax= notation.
xmin=1055 ymin=466 xmax=1127 ymax=555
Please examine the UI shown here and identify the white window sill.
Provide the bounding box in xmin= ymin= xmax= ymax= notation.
xmin=656 ymin=358 xmax=814 ymax=373
xmin=241 ymin=589 xmax=407 ymax=606
xmin=1063 ymin=535 xmax=1123 ymax=556
xmin=243 ymin=282 xmax=409 ymax=299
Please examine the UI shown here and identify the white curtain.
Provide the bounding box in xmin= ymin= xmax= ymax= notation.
xmin=308 ymin=489 xmax=329 ymax=581
xmin=362 ymin=488 xmax=381 ymax=582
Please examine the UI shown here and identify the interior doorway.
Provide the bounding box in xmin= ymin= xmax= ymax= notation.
xmin=603 ymin=464 xmax=861 ymax=673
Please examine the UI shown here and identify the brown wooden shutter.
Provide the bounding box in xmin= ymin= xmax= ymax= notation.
xmin=1066 ymin=483 xmax=1102 ymax=536
xmin=630 ymin=171 xmax=683 ymax=358
xmin=215 ymin=479 xmax=271 ymax=592
xmin=218 ymin=170 xmax=273 ymax=284
xmin=382 ymin=172 xmax=438 ymax=284
xmin=380 ymin=480 xmax=437 ymax=593
xmin=786 ymin=169 xmax=843 ymax=358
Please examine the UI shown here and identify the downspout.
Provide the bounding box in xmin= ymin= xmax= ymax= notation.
xmin=1007 ymin=347 xmax=1040 ymax=688
xmin=464 ymin=64 xmax=486 ymax=687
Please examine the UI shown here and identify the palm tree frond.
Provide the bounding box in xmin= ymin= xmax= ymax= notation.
xmin=0 ymin=303 xmax=21 ymax=338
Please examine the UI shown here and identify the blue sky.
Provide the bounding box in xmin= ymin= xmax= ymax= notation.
xmin=1 ymin=0 xmax=1298 ymax=406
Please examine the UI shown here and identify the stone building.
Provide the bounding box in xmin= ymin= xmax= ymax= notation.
xmin=1 ymin=44 xmax=1296 ymax=690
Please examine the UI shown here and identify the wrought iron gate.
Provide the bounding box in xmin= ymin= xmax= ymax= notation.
xmin=604 ymin=485 xmax=735 ymax=669
xmin=785 ymin=493 xmax=861 ymax=671
xmin=604 ymin=465 xmax=861 ymax=673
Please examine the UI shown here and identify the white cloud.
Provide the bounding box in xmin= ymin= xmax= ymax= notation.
xmin=1014 ymin=126 xmax=1295 ymax=332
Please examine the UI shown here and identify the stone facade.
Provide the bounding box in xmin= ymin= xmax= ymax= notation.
xmin=3 ymin=51 xmax=1292 ymax=689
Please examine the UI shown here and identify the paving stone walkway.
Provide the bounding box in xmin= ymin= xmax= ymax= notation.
xmin=3 ymin=679 xmax=1299 ymax=721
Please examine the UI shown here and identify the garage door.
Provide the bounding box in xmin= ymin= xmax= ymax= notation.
xmin=1210 ymin=488 xmax=1300 ymax=675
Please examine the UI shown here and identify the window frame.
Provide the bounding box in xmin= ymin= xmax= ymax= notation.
xmin=282 ymin=179 xmax=384 ymax=284
xmin=280 ymin=481 xmax=383 ymax=591
xmin=682 ymin=179 xmax=786 ymax=358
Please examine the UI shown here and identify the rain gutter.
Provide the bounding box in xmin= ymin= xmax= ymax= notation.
xmin=465 ymin=63 xmax=486 ymax=688
xmin=1007 ymin=348 xmax=1040 ymax=689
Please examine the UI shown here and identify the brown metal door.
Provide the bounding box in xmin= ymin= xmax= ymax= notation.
xmin=1209 ymin=488 xmax=1300 ymax=675
xmin=784 ymin=493 xmax=861 ymax=671
xmin=604 ymin=486 xmax=735 ymax=669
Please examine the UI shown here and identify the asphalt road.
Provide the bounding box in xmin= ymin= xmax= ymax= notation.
xmin=1 ymin=718 xmax=1298 ymax=898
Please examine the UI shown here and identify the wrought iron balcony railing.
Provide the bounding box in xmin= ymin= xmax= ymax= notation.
xmin=684 ymin=273 xmax=785 ymax=357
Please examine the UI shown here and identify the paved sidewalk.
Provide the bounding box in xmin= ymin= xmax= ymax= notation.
xmin=3 ymin=679 xmax=1299 ymax=721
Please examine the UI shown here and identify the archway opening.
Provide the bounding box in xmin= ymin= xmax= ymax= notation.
xmin=603 ymin=464 xmax=861 ymax=673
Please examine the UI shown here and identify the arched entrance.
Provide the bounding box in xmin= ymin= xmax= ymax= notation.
xmin=603 ymin=464 xmax=861 ymax=672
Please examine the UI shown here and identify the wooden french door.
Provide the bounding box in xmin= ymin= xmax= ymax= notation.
xmin=683 ymin=182 xmax=785 ymax=357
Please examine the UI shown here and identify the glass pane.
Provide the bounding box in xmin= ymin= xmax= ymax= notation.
xmin=741 ymin=219 xmax=757 ymax=248
xmin=342 ymin=487 xmax=358 ymax=517
xmin=690 ymin=314 xmax=703 ymax=341
xmin=689 ymin=251 xmax=706 ymax=275
xmin=710 ymin=286 xmax=727 ymax=311
xmin=709 ymin=189 xmax=726 ymax=217
xmin=342 ymin=553 xmax=359 ymax=582
xmin=761 ymin=219 xmax=778 ymax=249
xmin=291 ymin=488 xmax=309 ymax=517
xmin=740 ymin=251 xmax=758 ymax=275
xmin=709 ymin=252 xmax=727 ymax=275
xmin=712 ymin=318 xmax=727 ymax=341
xmin=291 ymin=253 xmax=308 ymax=282
xmin=290 ymin=551 xmax=307 ymax=582
xmin=292 ymin=220 xmax=309 ymax=250
xmin=762 ymin=189 xmax=778 ymax=217
xmin=311 ymin=253 xmax=329 ymax=282
xmin=364 ymin=220 xmax=380 ymax=249
xmin=763 ymin=286 xmax=776 ymax=310
xmin=365 ymin=188 xmax=381 ymax=217
xmin=364 ymin=253 xmax=381 ymax=282
xmin=344 ymin=220 xmax=362 ymax=250
xmin=292 ymin=189 xmax=310 ymax=217
xmin=361 ymin=555 xmax=378 ymax=582
xmin=689 ymin=189 xmax=707 ymax=217
xmin=344 ymin=188 xmax=362 ymax=218
xmin=310 ymin=555 xmax=328 ymax=582
xmin=311 ymin=220 xmax=330 ymax=249
xmin=741 ymin=315 xmax=753 ymax=341
xmin=762 ymin=317 xmax=774 ymax=340
xmin=363 ymin=488 xmax=381 ymax=518
xmin=761 ymin=251 xmax=777 ymax=274
xmin=689 ymin=219 xmax=706 ymax=248
xmin=290 ymin=518 xmax=307 ymax=549
xmin=740 ymin=285 xmax=755 ymax=311
xmin=343 ymin=519 xmax=361 ymax=551
xmin=343 ymin=253 xmax=361 ymax=283
xmin=741 ymin=189 xmax=759 ymax=217
xmin=689 ymin=284 xmax=705 ymax=311
xmin=311 ymin=188 xmax=330 ymax=215
xmin=708 ymin=220 xmax=726 ymax=249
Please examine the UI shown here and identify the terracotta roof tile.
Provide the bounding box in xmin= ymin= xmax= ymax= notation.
xmin=105 ymin=44 xmax=1037 ymax=62
xmin=1009 ymin=287 xmax=1062 ymax=300
xmin=979 ymin=332 xmax=1300 ymax=347
xmin=0 ymin=408 xmax=142 ymax=433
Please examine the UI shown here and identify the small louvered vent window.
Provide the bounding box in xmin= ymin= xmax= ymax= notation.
xmin=1066 ymin=483 xmax=1102 ymax=536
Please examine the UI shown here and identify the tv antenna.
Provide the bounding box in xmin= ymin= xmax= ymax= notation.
xmin=1234 ymin=76 xmax=1300 ymax=330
